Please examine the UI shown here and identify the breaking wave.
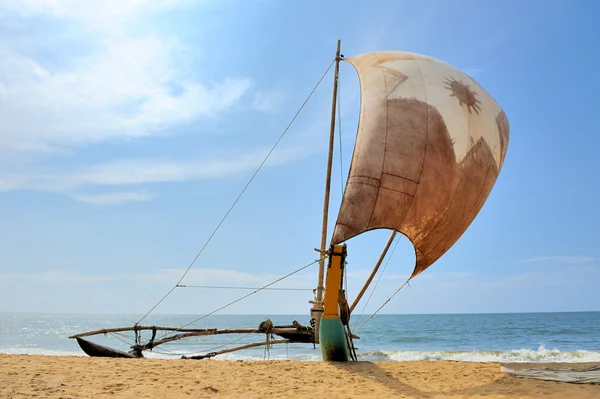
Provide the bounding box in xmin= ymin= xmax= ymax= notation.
xmin=3 ymin=344 xmax=600 ymax=364
xmin=0 ymin=347 xmax=85 ymax=357
xmin=357 ymin=345 xmax=600 ymax=363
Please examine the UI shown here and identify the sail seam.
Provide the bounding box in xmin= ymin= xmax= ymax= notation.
xmin=348 ymin=175 xmax=380 ymax=188
xmin=382 ymin=173 xmax=419 ymax=185
xmin=378 ymin=186 xmax=415 ymax=196
xmin=334 ymin=222 xmax=359 ymax=238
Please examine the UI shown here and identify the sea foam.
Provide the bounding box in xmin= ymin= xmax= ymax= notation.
xmin=358 ymin=345 xmax=600 ymax=363
xmin=3 ymin=344 xmax=600 ymax=363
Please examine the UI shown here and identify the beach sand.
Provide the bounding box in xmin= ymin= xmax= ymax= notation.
xmin=1 ymin=354 xmax=598 ymax=398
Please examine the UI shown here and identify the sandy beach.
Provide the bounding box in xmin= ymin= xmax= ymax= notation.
xmin=0 ymin=355 xmax=598 ymax=398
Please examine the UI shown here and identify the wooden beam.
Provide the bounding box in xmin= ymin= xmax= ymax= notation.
xmin=182 ymin=339 xmax=291 ymax=360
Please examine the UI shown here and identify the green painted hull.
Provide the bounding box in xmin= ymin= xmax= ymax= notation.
xmin=319 ymin=317 xmax=349 ymax=361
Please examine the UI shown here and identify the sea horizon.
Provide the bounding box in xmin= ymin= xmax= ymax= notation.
xmin=2 ymin=311 xmax=599 ymax=363
xmin=1 ymin=310 xmax=598 ymax=316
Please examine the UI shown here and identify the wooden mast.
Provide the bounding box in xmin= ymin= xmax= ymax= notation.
xmin=315 ymin=40 xmax=342 ymax=307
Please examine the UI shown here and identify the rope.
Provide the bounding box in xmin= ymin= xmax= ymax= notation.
xmin=149 ymin=348 xmax=186 ymax=356
xmin=345 ymin=324 xmax=357 ymax=361
xmin=344 ymin=259 xmax=348 ymax=301
xmin=147 ymin=326 xmax=157 ymax=349
xmin=107 ymin=258 xmax=320 ymax=357
xmin=158 ymin=341 xmax=246 ymax=346
xmin=137 ymin=59 xmax=337 ymax=325
xmin=151 ymin=334 xmax=259 ymax=357
xmin=111 ymin=329 xmax=184 ymax=356
xmin=134 ymin=324 xmax=140 ymax=345
xmin=338 ymin=289 xmax=350 ymax=326
xmin=176 ymin=285 xmax=312 ymax=291
xmin=352 ymin=235 xmax=400 ymax=331
xmin=354 ymin=277 xmax=411 ymax=333
xmin=174 ymin=257 xmax=324 ymax=330
xmin=109 ymin=332 xmax=135 ymax=346
xmin=110 ymin=331 xmax=133 ymax=339
xmin=259 ymin=319 xmax=274 ymax=359
xmin=189 ymin=330 xmax=258 ymax=356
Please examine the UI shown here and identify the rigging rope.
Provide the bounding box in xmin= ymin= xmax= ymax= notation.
xmin=176 ymin=285 xmax=312 ymax=291
xmin=111 ymin=330 xmax=184 ymax=357
xmin=174 ymin=257 xmax=323 ymax=330
xmin=354 ymin=276 xmax=411 ymax=333
xmin=109 ymin=332 xmax=135 ymax=346
xmin=344 ymin=260 xmax=348 ymax=301
xmin=259 ymin=319 xmax=274 ymax=360
xmin=189 ymin=330 xmax=258 ymax=356
xmin=149 ymin=347 xmax=186 ymax=356
xmin=352 ymin=235 xmax=400 ymax=331
xmin=137 ymin=59 xmax=336 ymax=325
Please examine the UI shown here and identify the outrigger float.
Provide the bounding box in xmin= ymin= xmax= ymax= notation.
xmin=72 ymin=321 xmax=315 ymax=359
xmin=69 ymin=40 xmax=509 ymax=361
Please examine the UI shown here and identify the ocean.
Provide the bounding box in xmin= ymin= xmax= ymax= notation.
xmin=1 ymin=312 xmax=599 ymax=363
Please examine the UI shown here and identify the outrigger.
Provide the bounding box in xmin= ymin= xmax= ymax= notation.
xmin=69 ymin=40 xmax=509 ymax=361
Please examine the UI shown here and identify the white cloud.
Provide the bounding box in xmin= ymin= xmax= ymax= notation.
xmin=6 ymin=267 xmax=316 ymax=289
xmin=0 ymin=266 xmax=319 ymax=314
xmin=0 ymin=140 xmax=320 ymax=197
xmin=0 ymin=36 xmax=251 ymax=153
xmin=519 ymin=256 xmax=594 ymax=264
xmin=72 ymin=191 xmax=155 ymax=205
xmin=5 ymin=265 xmax=599 ymax=314
xmin=0 ymin=176 xmax=22 ymax=191
xmin=252 ymin=89 xmax=285 ymax=113
xmin=0 ymin=0 xmax=254 ymax=159
xmin=1 ymin=0 xmax=197 ymax=21
xmin=6 ymin=270 xmax=115 ymax=283
xmin=0 ymin=109 xmax=327 ymax=205
xmin=0 ymin=1 xmax=328 ymax=204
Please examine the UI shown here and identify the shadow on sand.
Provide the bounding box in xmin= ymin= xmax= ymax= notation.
xmin=329 ymin=361 xmax=599 ymax=398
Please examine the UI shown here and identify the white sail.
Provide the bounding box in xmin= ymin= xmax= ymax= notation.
xmin=332 ymin=51 xmax=509 ymax=278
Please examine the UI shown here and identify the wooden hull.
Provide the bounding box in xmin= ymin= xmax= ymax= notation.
xmin=319 ymin=317 xmax=350 ymax=361
xmin=76 ymin=337 xmax=142 ymax=358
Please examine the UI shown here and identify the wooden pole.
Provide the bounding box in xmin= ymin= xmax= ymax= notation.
xmin=349 ymin=230 xmax=397 ymax=313
xmin=133 ymin=327 xmax=309 ymax=351
xmin=315 ymin=39 xmax=342 ymax=306
xmin=182 ymin=339 xmax=291 ymax=360
xmin=69 ymin=326 xmax=216 ymax=339
xmin=68 ymin=324 xmax=303 ymax=339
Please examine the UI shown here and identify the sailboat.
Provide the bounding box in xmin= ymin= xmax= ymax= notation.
xmin=70 ymin=41 xmax=509 ymax=362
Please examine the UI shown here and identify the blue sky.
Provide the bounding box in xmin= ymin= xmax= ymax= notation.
xmin=0 ymin=0 xmax=598 ymax=316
